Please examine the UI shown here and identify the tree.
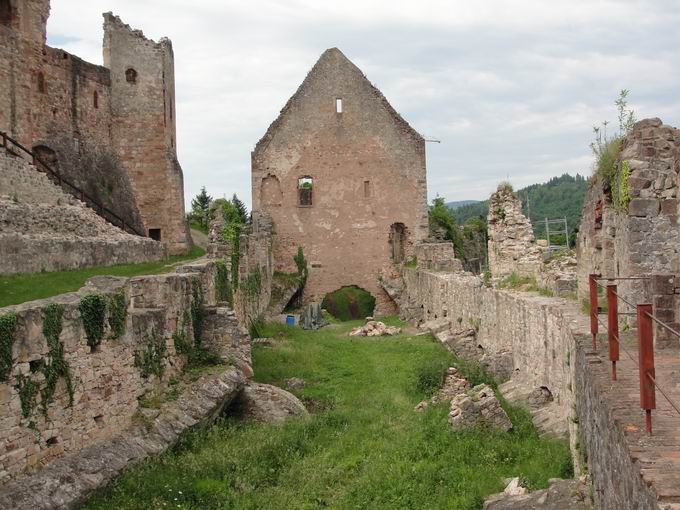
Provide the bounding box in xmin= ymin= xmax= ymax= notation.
xmin=429 ymin=196 xmax=465 ymax=259
xmin=231 ymin=194 xmax=250 ymax=225
xmin=190 ymin=186 xmax=213 ymax=230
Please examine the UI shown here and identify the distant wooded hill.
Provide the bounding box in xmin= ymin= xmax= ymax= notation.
xmin=451 ymin=174 xmax=588 ymax=238
xmin=445 ymin=200 xmax=480 ymax=210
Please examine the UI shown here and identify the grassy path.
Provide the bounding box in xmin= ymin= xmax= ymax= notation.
xmin=0 ymin=247 xmax=205 ymax=307
xmin=82 ymin=318 xmax=572 ymax=510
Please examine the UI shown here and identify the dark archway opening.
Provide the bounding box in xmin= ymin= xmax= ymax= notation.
xmin=389 ymin=222 xmax=407 ymax=263
xmin=322 ymin=285 xmax=376 ymax=321
xmin=0 ymin=0 xmax=12 ymax=27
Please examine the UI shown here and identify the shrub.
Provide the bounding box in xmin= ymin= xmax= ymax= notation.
xmin=79 ymin=293 xmax=107 ymax=348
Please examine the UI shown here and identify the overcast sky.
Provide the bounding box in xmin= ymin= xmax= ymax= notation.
xmin=47 ymin=0 xmax=680 ymax=209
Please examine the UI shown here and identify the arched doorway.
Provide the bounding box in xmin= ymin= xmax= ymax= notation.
xmin=260 ymin=174 xmax=282 ymax=207
xmin=321 ymin=285 xmax=376 ymax=321
xmin=0 ymin=0 xmax=13 ymax=27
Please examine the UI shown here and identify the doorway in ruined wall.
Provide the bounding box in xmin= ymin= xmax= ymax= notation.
xmin=260 ymin=174 xmax=282 ymax=207
xmin=322 ymin=285 xmax=376 ymax=321
xmin=389 ymin=223 xmax=407 ymax=263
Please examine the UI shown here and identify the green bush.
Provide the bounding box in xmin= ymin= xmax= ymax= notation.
xmin=0 ymin=313 xmax=17 ymax=382
xmin=321 ymin=285 xmax=376 ymax=321
xmin=107 ymin=290 xmax=128 ymax=339
xmin=79 ymin=294 xmax=107 ymax=348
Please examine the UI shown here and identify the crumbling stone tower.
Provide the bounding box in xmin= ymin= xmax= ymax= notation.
xmin=0 ymin=0 xmax=190 ymax=254
xmin=487 ymin=184 xmax=542 ymax=278
xmin=251 ymin=48 xmax=428 ymax=314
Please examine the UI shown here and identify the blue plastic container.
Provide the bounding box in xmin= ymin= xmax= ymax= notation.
xmin=286 ymin=315 xmax=295 ymax=326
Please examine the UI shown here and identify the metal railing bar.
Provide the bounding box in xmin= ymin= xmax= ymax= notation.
xmin=644 ymin=311 xmax=680 ymax=340
xmin=595 ymin=315 xmax=639 ymax=364
xmin=647 ymin=373 xmax=680 ymax=417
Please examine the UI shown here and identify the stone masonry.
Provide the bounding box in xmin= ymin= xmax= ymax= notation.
xmin=0 ymin=0 xmax=190 ymax=253
xmin=0 ymin=150 xmax=166 ymax=273
xmin=251 ymin=48 xmax=429 ymax=315
xmin=0 ymin=259 xmax=238 ymax=483
xmin=487 ymin=184 xmax=542 ymax=279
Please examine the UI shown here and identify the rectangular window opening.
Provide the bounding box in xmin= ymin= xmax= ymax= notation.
xmin=336 ymin=98 xmax=343 ymax=113
xmin=364 ymin=180 xmax=371 ymax=198
xmin=149 ymin=228 xmax=162 ymax=241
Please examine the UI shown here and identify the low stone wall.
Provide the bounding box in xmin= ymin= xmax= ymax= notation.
xmin=401 ymin=267 xmax=661 ymax=509
xmin=0 ymin=259 xmax=244 ymax=484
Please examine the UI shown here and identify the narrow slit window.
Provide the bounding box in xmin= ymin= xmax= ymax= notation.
xmin=336 ymin=98 xmax=342 ymax=113
xmin=298 ymin=177 xmax=313 ymax=206
xmin=364 ymin=180 xmax=370 ymax=198
xmin=93 ymin=90 xmax=98 ymax=109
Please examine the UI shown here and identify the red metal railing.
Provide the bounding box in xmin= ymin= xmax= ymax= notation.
xmin=0 ymin=131 xmax=145 ymax=237
xmin=589 ymin=274 xmax=680 ymax=434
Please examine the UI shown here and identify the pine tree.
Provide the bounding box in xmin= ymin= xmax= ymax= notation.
xmin=190 ymin=186 xmax=213 ymax=230
xmin=231 ymin=194 xmax=250 ymax=225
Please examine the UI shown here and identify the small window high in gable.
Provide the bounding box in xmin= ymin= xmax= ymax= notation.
xmin=298 ymin=176 xmax=313 ymax=206
xmin=335 ymin=98 xmax=342 ymax=113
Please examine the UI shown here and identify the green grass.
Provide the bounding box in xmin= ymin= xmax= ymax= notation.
xmin=0 ymin=246 xmax=205 ymax=308
xmin=82 ymin=318 xmax=572 ymax=510
xmin=497 ymin=271 xmax=554 ymax=297
xmin=322 ymin=285 xmax=376 ymax=321
xmin=189 ymin=221 xmax=209 ymax=235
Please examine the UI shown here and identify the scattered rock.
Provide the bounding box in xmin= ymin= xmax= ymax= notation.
xmin=232 ymin=382 xmax=308 ymax=423
xmin=527 ymin=386 xmax=553 ymax=409
xmin=484 ymin=477 xmax=591 ymax=509
xmin=449 ymin=384 xmax=512 ymax=432
xmin=252 ymin=337 xmax=275 ymax=346
xmin=415 ymin=367 xmax=470 ymax=411
xmin=503 ymin=477 xmax=528 ymax=496
xmin=349 ymin=320 xmax=401 ymax=337
xmin=286 ymin=377 xmax=305 ymax=390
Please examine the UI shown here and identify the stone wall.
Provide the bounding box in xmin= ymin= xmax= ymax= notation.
xmin=487 ymin=184 xmax=542 ymax=279
xmin=414 ymin=242 xmax=463 ymax=272
xmin=577 ymin=118 xmax=680 ymax=346
xmin=399 ymin=267 xmax=662 ymax=509
xmin=0 ymin=259 xmax=238 ymax=483
xmin=0 ymin=0 xmax=190 ymax=253
xmin=0 ymin=151 xmax=166 ymax=274
xmin=251 ymin=48 xmax=428 ymax=316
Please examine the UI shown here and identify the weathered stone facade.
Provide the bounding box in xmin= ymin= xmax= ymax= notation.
xmin=251 ymin=48 xmax=428 ymax=315
xmin=487 ymin=185 xmax=542 ymax=279
xmin=0 ymin=259 xmax=245 ymax=484
xmin=0 ymin=0 xmax=190 ymax=254
xmin=577 ymin=118 xmax=680 ymax=346
xmin=0 ymin=150 xmax=166 ymax=273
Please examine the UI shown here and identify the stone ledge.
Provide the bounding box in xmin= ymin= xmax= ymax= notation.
xmin=0 ymin=367 xmax=247 ymax=510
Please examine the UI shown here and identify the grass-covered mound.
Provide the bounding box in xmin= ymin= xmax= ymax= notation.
xmin=321 ymin=285 xmax=376 ymax=321
xmin=82 ymin=318 xmax=572 ymax=509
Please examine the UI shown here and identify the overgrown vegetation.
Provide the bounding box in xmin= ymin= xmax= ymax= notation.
xmin=134 ymin=329 xmax=167 ymax=379
xmin=40 ymin=303 xmax=73 ymax=414
xmin=497 ymin=271 xmax=554 ymax=297
xmin=79 ymin=293 xmax=107 ymax=348
xmin=429 ymin=196 xmax=466 ymax=259
xmin=83 ymin=318 xmax=571 ymax=510
xmin=214 ymin=259 xmax=233 ymax=306
xmin=0 ymin=246 xmax=205 ymax=308
xmin=220 ymin=200 xmax=245 ymax=290
xmin=293 ymin=246 xmax=308 ymax=286
xmin=16 ymin=374 xmax=39 ymax=419
xmin=107 ymin=290 xmax=128 ymax=339
xmin=191 ymin=278 xmax=205 ymax=347
xmin=321 ymin=285 xmax=376 ymax=321
xmin=0 ymin=312 xmax=17 ymax=382
xmin=591 ymin=89 xmax=636 ymax=211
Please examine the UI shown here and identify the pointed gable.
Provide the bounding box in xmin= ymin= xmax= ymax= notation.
xmin=253 ymin=48 xmax=423 ymax=156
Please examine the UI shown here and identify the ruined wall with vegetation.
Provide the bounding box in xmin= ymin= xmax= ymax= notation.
xmin=400 ymin=267 xmax=661 ymax=509
xmin=0 ymin=259 xmax=246 ymax=483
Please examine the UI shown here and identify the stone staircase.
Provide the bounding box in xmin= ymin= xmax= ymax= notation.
xmin=0 ymin=150 xmax=166 ymax=274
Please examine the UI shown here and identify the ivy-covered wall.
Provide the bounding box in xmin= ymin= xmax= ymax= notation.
xmin=0 ymin=260 xmax=221 ymax=483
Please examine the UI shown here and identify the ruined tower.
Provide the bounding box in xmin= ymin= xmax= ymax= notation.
xmin=252 ymin=48 xmax=429 ymax=314
xmin=0 ymin=0 xmax=190 ymax=254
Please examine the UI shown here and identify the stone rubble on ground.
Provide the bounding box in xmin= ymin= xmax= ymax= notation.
xmin=286 ymin=377 xmax=305 ymax=390
xmin=449 ymin=383 xmax=513 ymax=432
xmin=232 ymin=382 xmax=308 ymax=423
xmin=484 ymin=476 xmax=592 ymax=509
xmin=349 ymin=320 xmax=402 ymax=337
xmin=415 ymin=367 xmax=470 ymax=411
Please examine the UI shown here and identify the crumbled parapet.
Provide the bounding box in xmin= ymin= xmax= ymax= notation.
xmin=348 ymin=320 xmax=402 ymax=337
xmin=299 ymin=303 xmax=329 ymax=330
xmin=415 ymin=367 xmax=470 ymax=411
xmin=231 ymin=382 xmax=308 ymax=423
xmin=449 ymin=384 xmax=512 ymax=432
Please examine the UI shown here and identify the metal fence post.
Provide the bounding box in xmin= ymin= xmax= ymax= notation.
xmin=589 ymin=274 xmax=598 ymax=350
xmin=607 ymin=285 xmax=619 ymax=380
xmin=637 ymin=304 xmax=656 ymax=434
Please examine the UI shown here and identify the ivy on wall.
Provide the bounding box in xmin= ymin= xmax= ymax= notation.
xmin=0 ymin=312 xmax=17 ymax=382
xmin=612 ymin=160 xmax=632 ymax=212
xmin=107 ymin=290 xmax=128 ymax=339
xmin=214 ymin=259 xmax=233 ymax=307
xmin=172 ymin=311 xmax=192 ymax=356
xmin=191 ymin=277 xmax=205 ymax=347
xmin=134 ymin=329 xmax=167 ymax=379
xmin=79 ymin=294 xmax=107 ymax=348
xmin=242 ymin=267 xmax=262 ymax=298
xmin=16 ymin=374 xmax=39 ymax=419
xmin=41 ymin=303 xmax=74 ymax=415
